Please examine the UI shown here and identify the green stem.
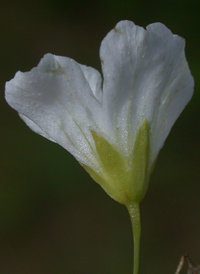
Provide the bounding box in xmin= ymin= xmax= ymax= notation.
xmin=127 ymin=202 xmax=141 ymax=274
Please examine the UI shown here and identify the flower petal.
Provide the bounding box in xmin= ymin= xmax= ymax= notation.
xmin=100 ymin=20 xmax=194 ymax=167
xmin=5 ymin=53 xmax=102 ymax=169
xmin=19 ymin=113 xmax=56 ymax=142
xmin=100 ymin=21 xmax=147 ymax=156
xmin=80 ymin=64 xmax=103 ymax=102
xmin=145 ymin=23 xmax=194 ymax=165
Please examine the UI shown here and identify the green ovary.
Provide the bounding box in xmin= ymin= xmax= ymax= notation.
xmin=82 ymin=119 xmax=150 ymax=206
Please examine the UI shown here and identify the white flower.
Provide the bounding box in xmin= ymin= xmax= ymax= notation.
xmin=5 ymin=20 xmax=194 ymax=206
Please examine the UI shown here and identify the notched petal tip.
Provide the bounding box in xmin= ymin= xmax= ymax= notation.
xmin=146 ymin=22 xmax=173 ymax=36
xmin=37 ymin=53 xmax=64 ymax=74
xmin=114 ymin=20 xmax=137 ymax=32
xmin=112 ymin=21 xmax=134 ymax=35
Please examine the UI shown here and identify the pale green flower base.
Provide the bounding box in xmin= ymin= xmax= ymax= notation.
xmin=127 ymin=203 xmax=141 ymax=274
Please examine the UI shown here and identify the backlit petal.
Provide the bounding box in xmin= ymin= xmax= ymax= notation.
xmin=100 ymin=21 xmax=194 ymax=168
xmin=5 ymin=53 xmax=102 ymax=169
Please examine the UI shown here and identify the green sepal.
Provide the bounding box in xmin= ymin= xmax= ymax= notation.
xmin=130 ymin=119 xmax=150 ymax=202
xmin=81 ymin=119 xmax=150 ymax=205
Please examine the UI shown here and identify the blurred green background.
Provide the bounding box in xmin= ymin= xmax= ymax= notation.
xmin=1 ymin=0 xmax=200 ymax=273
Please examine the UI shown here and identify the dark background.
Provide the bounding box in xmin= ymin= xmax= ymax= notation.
xmin=1 ymin=0 xmax=200 ymax=273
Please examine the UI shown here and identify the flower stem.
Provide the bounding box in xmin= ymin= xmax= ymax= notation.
xmin=127 ymin=202 xmax=141 ymax=274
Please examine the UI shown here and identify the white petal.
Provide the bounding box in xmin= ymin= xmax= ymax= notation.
xmin=100 ymin=20 xmax=194 ymax=166
xmin=100 ymin=21 xmax=147 ymax=155
xmin=80 ymin=64 xmax=103 ymax=102
xmin=19 ymin=113 xmax=56 ymax=142
xmin=5 ymin=53 xmax=102 ymax=169
xmin=146 ymin=23 xmax=194 ymax=165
